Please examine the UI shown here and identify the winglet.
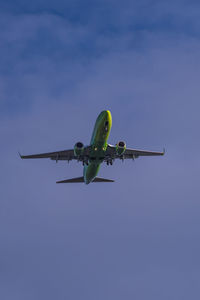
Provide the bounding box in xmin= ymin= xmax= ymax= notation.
xmin=18 ymin=152 xmax=22 ymax=159
xmin=163 ymin=148 xmax=165 ymax=155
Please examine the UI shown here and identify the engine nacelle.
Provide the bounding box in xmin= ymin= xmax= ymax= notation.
xmin=116 ymin=141 xmax=126 ymax=155
xmin=74 ymin=142 xmax=84 ymax=156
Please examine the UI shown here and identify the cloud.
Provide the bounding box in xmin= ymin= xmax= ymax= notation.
xmin=1 ymin=2 xmax=200 ymax=300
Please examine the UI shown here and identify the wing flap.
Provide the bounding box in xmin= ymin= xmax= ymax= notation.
xmin=20 ymin=146 xmax=91 ymax=161
xmin=124 ymin=148 xmax=165 ymax=158
xmin=106 ymin=144 xmax=165 ymax=159
xmin=20 ymin=149 xmax=74 ymax=160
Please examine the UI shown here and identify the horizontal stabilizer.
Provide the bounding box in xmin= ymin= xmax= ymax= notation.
xmin=93 ymin=177 xmax=114 ymax=182
xmin=56 ymin=177 xmax=84 ymax=183
xmin=56 ymin=177 xmax=114 ymax=183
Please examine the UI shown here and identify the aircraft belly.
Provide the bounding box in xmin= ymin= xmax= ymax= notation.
xmin=83 ymin=163 xmax=100 ymax=184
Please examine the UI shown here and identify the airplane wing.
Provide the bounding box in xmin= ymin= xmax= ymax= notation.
xmin=20 ymin=146 xmax=91 ymax=162
xmin=106 ymin=144 xmax=165 ymax=160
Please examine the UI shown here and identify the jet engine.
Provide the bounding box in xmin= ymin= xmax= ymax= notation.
xmin=74 ymin=142 xmax=84 ymax=156
xmin=116 ymin=141 xmax=126 ymax=155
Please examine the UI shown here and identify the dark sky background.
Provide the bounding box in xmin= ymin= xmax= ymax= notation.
xmin=1 ymin=0 xmax=200 ymax=299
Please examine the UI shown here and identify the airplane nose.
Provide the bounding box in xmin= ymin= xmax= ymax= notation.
xmin=101 ymin=110 xmax=109 ymax=116
xmin=106 ymin=110 xmax=112 ymax=124
xmin=99 ymin=110 xmax=112 ymax=126
xmin=106 ymin=110 xmax=110 ymax=117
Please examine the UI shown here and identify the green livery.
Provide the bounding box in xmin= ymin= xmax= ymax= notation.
xmin=20 ymin=110 xmax=165 ymax=184
xmin=84 ymin=110 xmax=112 ymax=184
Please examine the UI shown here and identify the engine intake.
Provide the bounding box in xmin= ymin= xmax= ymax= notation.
xmin=74 ymin=142 xmax=84 ymax=156
xmin=116 ymin=141 xmax=126 ymax=155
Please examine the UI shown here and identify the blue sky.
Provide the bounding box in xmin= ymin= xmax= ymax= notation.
xmin=1 ymin=1 xmax=200 ymax=299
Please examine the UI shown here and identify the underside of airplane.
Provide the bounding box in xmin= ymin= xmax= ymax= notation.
xmin=20 ymin=110 xmax=165 ymax=184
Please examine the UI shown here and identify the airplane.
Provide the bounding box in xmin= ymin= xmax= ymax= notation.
xmin=20 ymin=110 xmax=165 ymax=184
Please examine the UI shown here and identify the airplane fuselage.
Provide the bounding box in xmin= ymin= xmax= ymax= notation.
xmin=83 ymin=110 xmax=112 ymax=184
xmin=20 ymin=110 xmax=164 ymax=184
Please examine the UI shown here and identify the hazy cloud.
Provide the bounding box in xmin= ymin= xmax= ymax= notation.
xmin=1 ymin=1 xmax=200 ymax=299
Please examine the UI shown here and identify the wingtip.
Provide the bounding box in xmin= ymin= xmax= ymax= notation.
xmin=163 ymin=148 xmax=166 ymax=155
